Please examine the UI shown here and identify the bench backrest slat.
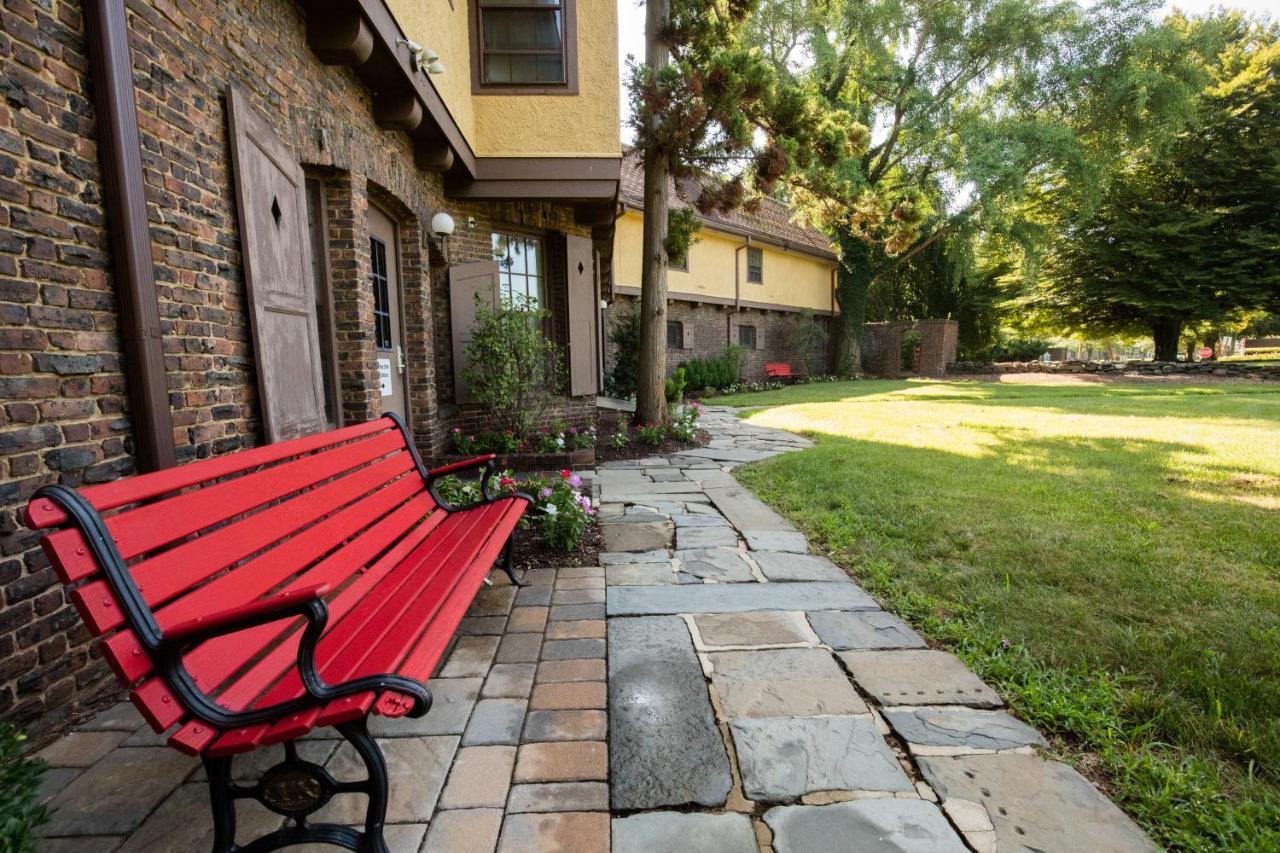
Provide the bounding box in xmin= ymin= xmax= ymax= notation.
xmin=25 ymin=419 xmax=395 ymax=530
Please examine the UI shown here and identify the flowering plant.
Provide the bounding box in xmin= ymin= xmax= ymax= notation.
xmin=608 ymin=422 xmax=629 ymax=450
xmin=451 ymin=427 xmax=480 ymax=455
xmin=481 ymin=429 xmax=523 ymax=453
xmin=526 ymin=468 xmax=593 ymax=551
xmin=636 ymin=422 xmax=665 ymax=446
xmin=534 ymin=424 xmax=565 ymax=454
xmin=566 ymin=425 xmax=596 ymax=450
xmin=668 ymin=402 xmax=701 ymax=442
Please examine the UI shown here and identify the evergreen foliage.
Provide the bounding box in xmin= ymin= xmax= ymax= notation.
xmin=461 ymin=297 xmax=563 ymax=437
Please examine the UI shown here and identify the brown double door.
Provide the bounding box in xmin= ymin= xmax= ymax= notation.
xmin=368 ymin=205 xmax=407 ymax=421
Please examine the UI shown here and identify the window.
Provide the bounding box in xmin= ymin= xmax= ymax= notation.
xmin=667 ymin=320 xmax=683 ymax=349
xmin=492 ymin=232 xmax=545 ymax=307
xmin=370 ymin=236 xmax=392 ymax=349
xmin=668 ymin=251 xmax=688 ymax=272
xmin=738 ymin=324 xmax=756 ymax=349
xmin=746 ymin=247 xmax=764 ymax=284
xmin=473 ymin=0 xmax=577 ymax=93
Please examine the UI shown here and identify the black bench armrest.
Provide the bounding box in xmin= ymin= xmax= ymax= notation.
xmin=157 ymin=585 xmax=432 ymax=731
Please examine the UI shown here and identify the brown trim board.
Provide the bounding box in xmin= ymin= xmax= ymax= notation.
xmin=83 ymin=0 xmax=176 ymax=471
xmin=613 ymin=285 xmax=836 ymax=317
xmin=447 ymin=156 xmax=621 ymax=202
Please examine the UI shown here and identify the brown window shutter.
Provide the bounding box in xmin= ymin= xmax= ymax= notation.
xmin=682 ymin=322 xmax=694 ymax=350
xmin=226 ymin=86 xmax=329 ymax=442
xmin=756 ymin=328 xmax=765 ymax=350
xmin=565 ymin=234 xmax=599 ymax=395
xmin=448 ymin=260 xmax=500 ymax=403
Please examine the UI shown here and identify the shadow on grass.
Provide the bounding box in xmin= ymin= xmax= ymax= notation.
xmin=737 ymin=428 xmax=1280 ymax=783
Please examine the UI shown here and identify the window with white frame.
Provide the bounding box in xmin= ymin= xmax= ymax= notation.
xmin=492 ymin=232 xmax=544 ymax=308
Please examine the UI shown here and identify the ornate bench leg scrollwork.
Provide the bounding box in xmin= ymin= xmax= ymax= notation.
xmin=203 ymin=718 xmax=391 ymax=853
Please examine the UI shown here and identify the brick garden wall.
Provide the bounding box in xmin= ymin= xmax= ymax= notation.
xmin=603 ymin=295 xmax=835 ymax=386
xmin=0 ymin=0 xmax=592 ymax=731
xmin=862 ymin=319 xmax=958 ymax=378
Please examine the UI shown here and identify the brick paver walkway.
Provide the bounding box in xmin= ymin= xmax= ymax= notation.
xmin=32 ymin=405 xmax=1156 ymax=852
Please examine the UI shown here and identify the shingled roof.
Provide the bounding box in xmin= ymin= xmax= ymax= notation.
xmin=618 ymin=150 xmax=837 ymax=260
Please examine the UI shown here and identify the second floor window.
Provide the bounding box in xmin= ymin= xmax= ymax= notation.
xmin=476 ymin=0 xmax=574 ymax=89
xmin=493 ymin=232 xmax=544 ymax=308
xmin=746 ymin=247 xmax=764 ymax=284
xmin=667 ymin=320 xmax=683 ymax=349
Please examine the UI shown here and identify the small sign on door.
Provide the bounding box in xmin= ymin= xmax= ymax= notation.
xmin=378 ymin=357 xmax=393 ymax=397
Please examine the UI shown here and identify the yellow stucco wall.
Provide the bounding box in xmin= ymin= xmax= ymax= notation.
xmin=614 ymin=212 xmax=836 ymax=313
xmin=386 ymin=0 xmax=619 ymax=158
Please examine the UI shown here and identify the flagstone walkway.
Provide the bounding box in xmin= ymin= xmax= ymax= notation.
xmin=32 ymin=406 xmax=1156 ymax=852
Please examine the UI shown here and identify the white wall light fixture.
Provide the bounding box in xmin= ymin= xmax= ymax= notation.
xmin=430 ymin=211 xmax=456 ymax=263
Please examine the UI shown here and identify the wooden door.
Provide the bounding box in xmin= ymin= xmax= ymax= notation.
xmin=566 ymin=234 xmax=599 ymax=395
xmin=227 ymin=86 xmax=328 ymax=442
xmin=448 ymin=261 xmax=500 ymax=404
xmin=368 ymin=205 xmax=407 ymax=420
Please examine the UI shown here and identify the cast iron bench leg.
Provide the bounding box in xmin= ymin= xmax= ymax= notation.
xmin=201 ymin=718 xmax=391 ymax=853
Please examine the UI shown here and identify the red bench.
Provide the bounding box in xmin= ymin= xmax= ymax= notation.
xmin=764 ymin=362 xmax=794 ymax=381
xmin=25 ymin=414 xmax=529 ymax=853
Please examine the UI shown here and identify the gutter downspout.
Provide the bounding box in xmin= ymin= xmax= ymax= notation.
xmin=733 ymin=237 xmax=750 ymax=346
xmin=84 ymin=0 xmax=176 ymax=471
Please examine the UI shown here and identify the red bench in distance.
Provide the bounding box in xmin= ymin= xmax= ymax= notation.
xmin=25 ymin=414 xmax=529 ymax=853
xmin=764 ymin=362 xmax=795 ymax=381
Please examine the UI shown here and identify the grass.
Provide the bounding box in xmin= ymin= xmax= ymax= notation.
xmin=721 ymin=378 xmax=1280 ymax=851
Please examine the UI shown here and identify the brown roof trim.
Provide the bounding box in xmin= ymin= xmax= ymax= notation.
xmin=619 ymin=203 xmax=837 ymax=262
xmin=613 ymin=285 xmax=835 ymax=317
xmin=448 ymin=156 xmax=621 ymax=202
xmin=300 ymin=0 xmax=478 ymax=178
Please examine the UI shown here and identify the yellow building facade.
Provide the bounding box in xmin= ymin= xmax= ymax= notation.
xmin=609 ymin=156 xmax=839 ymax=381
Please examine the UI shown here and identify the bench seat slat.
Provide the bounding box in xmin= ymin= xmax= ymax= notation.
xmin=211 ymin=501 xmax=518 ymax=756
xmin=279 ymin=503 xmax=522 ymax=739
xmin=25 ymin=419 xmax=396 ymax=529
xmin=168 ymin=498 xmax=446 ymax=756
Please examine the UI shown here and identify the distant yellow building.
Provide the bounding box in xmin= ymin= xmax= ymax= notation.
xmin=608 ymin=153 xmax=839 ymax=381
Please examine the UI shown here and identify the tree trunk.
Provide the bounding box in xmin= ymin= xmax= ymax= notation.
xmin=1152 ymin=318 xmax=1182 ymax=362
xmin=834 ymin=230 xmax=872 ymax=376
xmin=633 ymin=0 xmax=670 ymax=426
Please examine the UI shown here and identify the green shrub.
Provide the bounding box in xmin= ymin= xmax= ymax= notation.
xmin=1 ymin=723 xmax=49 ymax=853
xmin=682 ymin=346 xmax=744 ymax=392
xmin=605 ymin=305 xmax=641 ymax=398
xmin=665 ymin=367 xmax=687 ymax=403
xmin=462 ymin=296 xmax=563 ymax=437
xmin=636 ymin=423 xmax=665 ymax=446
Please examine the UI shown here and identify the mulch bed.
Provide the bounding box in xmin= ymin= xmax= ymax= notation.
xmin=592 ymin=411 xmax=710 ymax=464
xmin=513 ymin=521 xmax=603 ymax=572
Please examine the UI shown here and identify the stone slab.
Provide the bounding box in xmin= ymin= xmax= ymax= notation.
xmin=704 ymin=486 xmax=797 ymax=532
xmin=751 ymin=552 xmax=848 ymax=583
xmin=608 ymin=582 xmax=878 ymax=616
xmin=743 ymin=530 xmax=809 ymax=553
xmin=600 ymin=550 xmax=670 ymax=565
xmin=676 ymin=526 xmax=740 ymax=549
xmin=601 ymin=520 xmax=673 ymax=553
xmin=919 ymin=753 xmax=1159 ymax=852
xmin=507 ymin=782 xmax=610 ymax=813
xmin=496 ymin=812 xmax=609 ymax=853
xmin=422 ymin=808 xmax=502 ymax=853
xmin=731 ymin=715 xmax=913 ymax=800
xmin=605 ymin=563 xmax=675 ymax=586
xmin=608 ymin=615 xmax=732 ymax=810
xmin=883 ymin=707 xmax=1047 ymax=752
xmin=806 ymin=610 xmax=926 ymax=651
xmin=113 ymin=783 xmax=282 ymax=853
xmin=42 ymin=747 xmax=196 ymax=835
xmin=708 ymin=648 xmax=867 ymax=718
xmin=669 ymin=513 xmax=731 ymax=528
xmin=611 ymin=812 xmax=757 ymax=853
xmin=839 ymin=650 xmax=1003 ymax=708
xmin=319 ymin=735 xmax=457 ymax=824
xmin=765 ymin=799 xmax=969 ymax=853
xmin=674 ymin=547 xmax=755 ymax=582
xmin=693 ymin=611 xmax=812 ymax=647
xmin=372 ymin=677 xmax=482 ymax=736
xmin=462 ymin=698 xmax=527 ymax=746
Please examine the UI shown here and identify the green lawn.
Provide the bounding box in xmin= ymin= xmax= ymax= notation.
xmin=721 ymin=379 xmax=1280 ymax=851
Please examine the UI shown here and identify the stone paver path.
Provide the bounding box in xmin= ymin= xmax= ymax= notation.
xmin=32 ymin=405 xmax=1156 ymax=852
xmin=598 ymin=405 xmax=1157 ymax=853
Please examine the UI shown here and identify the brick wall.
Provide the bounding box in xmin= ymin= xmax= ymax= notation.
xmin=0 ymin=0 xmax=592 ymax=731
xmin=862 ymin=319 xmax=958 ymax=379
xmin=604 ymin=295 xmax=835 ymax=386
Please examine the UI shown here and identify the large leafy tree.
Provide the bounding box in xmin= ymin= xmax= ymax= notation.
xmin=1032 ymin=16 xmax=1280 ymax=360
xmin=628 ymin=0 xmax=882 ymax=425
xmin=753 ymin=0 xmax=1203 ymax=372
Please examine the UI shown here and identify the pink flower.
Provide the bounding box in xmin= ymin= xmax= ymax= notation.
xmin=569 ymin=474 xmax=583 ymax=488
